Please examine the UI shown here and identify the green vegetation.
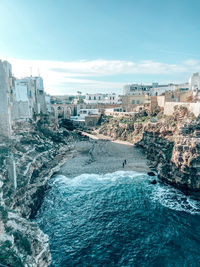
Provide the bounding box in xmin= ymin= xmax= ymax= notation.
xmin=0 ymin=146 xmax=9 ymax=166
xmin=165 ymin=142 xmax=174 ymax=161
xmin=13 ymin=230 xmax=32 ymax=255
xmin=0 ymin=206 xmax=8 ymax=223
xmin=0 ymin=240 xmax=23 ymax=267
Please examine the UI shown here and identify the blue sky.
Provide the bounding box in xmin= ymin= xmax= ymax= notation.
xmin=1 ymin=0 xmax=200 ymax=95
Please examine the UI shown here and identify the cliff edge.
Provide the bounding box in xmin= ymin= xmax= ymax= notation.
xmin=97 ymin=106 xmax=200 ymax=198
xmin=0 ymin=117 xmax=78 ymax=266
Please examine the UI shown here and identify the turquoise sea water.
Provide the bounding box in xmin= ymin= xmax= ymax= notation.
xmin=35 ymin=171 xmax=200 ymax=267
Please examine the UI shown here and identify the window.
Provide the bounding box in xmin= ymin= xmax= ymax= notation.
xmin=137 ymin=100 xmax=140 ymax=104
xmin=99 ymin=96 xmax=101 ymax=100
xmin=89 ymin=96 xmax=91 ymax=100
xmin=132 ymin=100 xmax=135 ymax=104
xmin=94 ymin=96 xmax=96 ymax=100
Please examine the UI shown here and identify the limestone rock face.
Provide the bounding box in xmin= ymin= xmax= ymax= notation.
xmin=0 ymin=118 xmax=77 ymax=266
xmin=98 ymin=111 xmax=200 ymax=198
xmin=138 ymin=122 xmax=200 ymax=195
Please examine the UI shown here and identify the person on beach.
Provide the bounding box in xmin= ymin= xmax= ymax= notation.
xmin=124 ymin=159 xmax=127 ymax=165
xmin=122 ymin=162 xmax=125 ymax=168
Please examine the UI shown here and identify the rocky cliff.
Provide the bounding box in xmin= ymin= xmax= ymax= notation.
xmin=97 ymin=107 xmax=200 ymax=198
xmin=0 ymin=117 xmax=79 ymax=266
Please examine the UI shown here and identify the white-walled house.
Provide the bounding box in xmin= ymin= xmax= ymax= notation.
xmin=84 ymin=93 xmax=120 ymax=105
xmin=12 ymin=80 xmax=32 ymax=120
xmin=78 ymin=109 xmax=99 ymax=120
xmin=0 ymin=60 xmax=12 ymax=137
xmin=104 ymin=94 xmax=120 ymax=104
xmin=45 ymin=94 xmax=51 ymax=113
xmin=189 ymin=72 xmax=200 ymax=99
xmin=12 ymin=76 xmax=47 ymax=119
xmin=123 ymin=84 xmax=152 ymax=95
xmin=123 ymin=83 xmax=189 ymax=96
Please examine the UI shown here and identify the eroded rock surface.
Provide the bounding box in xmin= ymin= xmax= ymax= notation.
xmin=97 ymin=107 xmax=200 ymax=198
xmin=0 ymin=117 xmax=80 ymax=266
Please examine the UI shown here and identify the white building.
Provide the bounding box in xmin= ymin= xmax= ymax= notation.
xmin=104 ymin=94 xmax=120 ymax=104
xmin=189 ymin=72 xmax=200 ymax=98
xmin=45 ymin=94 xmax=51 ymax=113
xmin=12 ymin=80 xmax=32 ymax=120
xmin=78 ymin=109 xmax=99 ymax=120
xmin=123 ymin=82 xmax=189 ymax=96
xmin=123 ymin=84 xmax=152 ymax=95
xmin=84 ymin=93 xmax=120 ymax=105
xmin=0 ymin=60 xmax=12 ymax=137
xmin=0 ymin=59 xmax=51 ymax=136
xmin=12 ymin=76 xmax=48 ymax=120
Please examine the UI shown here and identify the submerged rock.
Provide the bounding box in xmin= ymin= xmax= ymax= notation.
xmin=147 ymin=171 xmax=156 ymax=176
xmin=150 ymin=179 xmax=157 ymax=185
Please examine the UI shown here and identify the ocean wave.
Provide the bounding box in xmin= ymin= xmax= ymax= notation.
xmin=151 ymin=184 xmax=200 ymax=214
xmin=52 ymin=171 xmax=147 ymax=186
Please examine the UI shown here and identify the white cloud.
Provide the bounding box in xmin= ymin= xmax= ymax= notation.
xmin=3 ymin=57 xmax=200 ymax=95
xmin=183 ymin=59 xmax=199 ymax=66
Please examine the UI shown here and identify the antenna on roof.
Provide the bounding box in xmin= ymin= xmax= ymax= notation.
xmin=30 ymin=67 xmax=32 ymax=77
xmin=38 ymin=68 xmax=40 ymax=77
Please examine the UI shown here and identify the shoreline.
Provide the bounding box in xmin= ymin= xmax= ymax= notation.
xmin=58 ymin=136 xmax=150 ymax=178
xmin=81 ymin=131 xmax=134 ymax=146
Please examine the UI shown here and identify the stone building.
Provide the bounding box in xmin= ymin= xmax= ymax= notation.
xmin=121 ymin=95 xmax=150 ymax=112
xmin=123 ymin=84 xmax=152 ymax=95
xmin=0 ymin=60 xmax=50 ymax=137
xmin=11 ymin=76 xmax=48 ymax=121
xmin=12 ymin=79 xmax=32 ymax=120
xmin=0 ymin=60 xmax=12 ymax=137
xmin=84 ymin=93 xmax=120 ymax=105
xmin=189 ymin=72 xmax=200 ymax=99
xmin=85 ymin=115 xmax=101 ymax=128
xmin=123 ymin=82 xmax=189 ymax=96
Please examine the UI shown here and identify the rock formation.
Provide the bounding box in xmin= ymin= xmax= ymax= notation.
xmin=0 ymin=117 xmax=79 ymax=266
xmin=97 ymin=107 xmax=200 ymax=199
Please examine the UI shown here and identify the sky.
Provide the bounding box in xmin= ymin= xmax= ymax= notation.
xmin=0 ymin=0 xmax=200 ymax=95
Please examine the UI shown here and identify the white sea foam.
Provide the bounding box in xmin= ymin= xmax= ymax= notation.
xmin=53 ymin=171 xmax=146 ymax=186
xmin=151 ymin=184 xmax=200 ymax=215
xmin=52 ymin=172 xmax=200 ymax=215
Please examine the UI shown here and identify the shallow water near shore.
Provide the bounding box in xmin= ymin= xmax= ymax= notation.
xmin=35 ymin=171 xmax=200 ymax=267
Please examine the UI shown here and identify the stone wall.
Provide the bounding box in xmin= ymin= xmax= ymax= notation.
xmin=164 ymin=102 xmax=200 ymax=117
xmin=157 ymin=96 xmax=165 ymax=107
xmin=12 ymin=101 xmax=32 ymax=121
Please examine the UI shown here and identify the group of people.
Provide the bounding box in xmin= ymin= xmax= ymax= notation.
xmin=122 ymin=159 xmax=127 ymax=168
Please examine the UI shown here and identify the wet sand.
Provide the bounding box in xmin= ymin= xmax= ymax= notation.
xmin=59 ymin=136 xmax=150 ymax=178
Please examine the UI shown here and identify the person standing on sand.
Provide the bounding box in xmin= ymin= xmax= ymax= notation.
xmin=122 ymin=162 xmax=125 ymax=168
xmin=124 ymin=159 xmax=127 ymax=165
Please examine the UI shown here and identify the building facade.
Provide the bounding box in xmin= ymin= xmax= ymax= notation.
xmin=121 ymin=95 xmax=150 ymax=112
xmin=84 ymin=93 xmax=120 ymax=105
xmin=189 ymin=72 xmax=200 ymax=99
xmin=0 ymin=60 xmax=50 ymax=137
xmin=0 ymin=60 xmax=12 ymax=137
xmin=123 ymin=82 xmax=189 ymax=96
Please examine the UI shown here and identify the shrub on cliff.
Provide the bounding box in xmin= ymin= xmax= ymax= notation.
xmin=0 ymin=206 xmax=8 ymax=223
xmin=13 ymin=230 xmax=32 ymax=255
xmin=0 ymin=240 xmax=23 ymax=267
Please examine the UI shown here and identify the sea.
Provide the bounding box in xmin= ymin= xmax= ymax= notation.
xmin=35 ymin=171 xmax=200 ymax=267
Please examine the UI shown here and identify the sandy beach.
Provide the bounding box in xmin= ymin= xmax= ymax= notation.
xmin=59 ymin=135 xmax=150 ymax=178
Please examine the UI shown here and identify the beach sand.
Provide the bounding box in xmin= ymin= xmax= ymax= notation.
xmin=59 ymin=134 xmax=150 ymax=178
